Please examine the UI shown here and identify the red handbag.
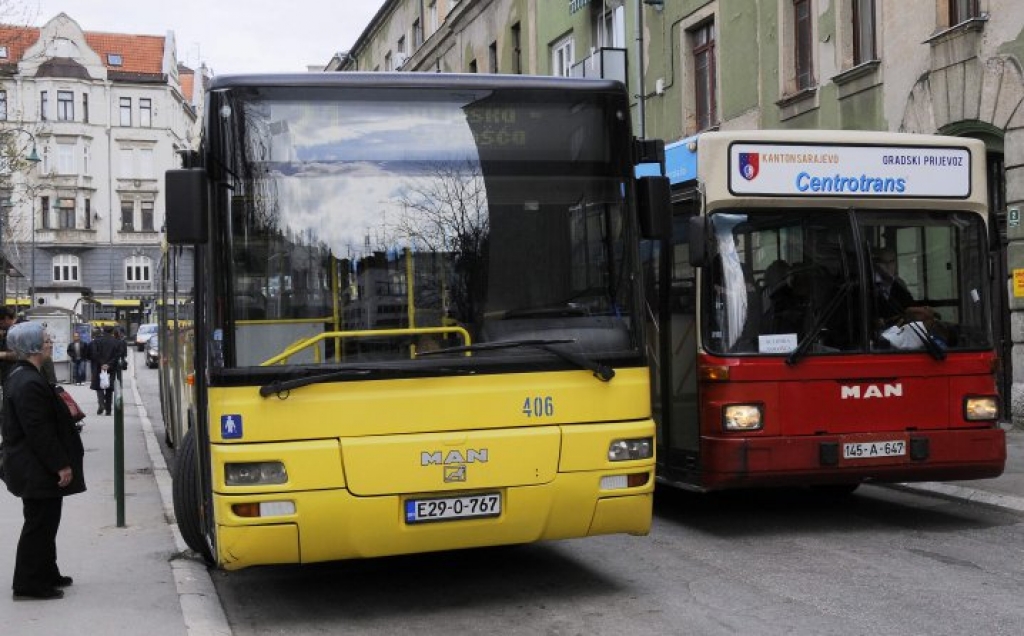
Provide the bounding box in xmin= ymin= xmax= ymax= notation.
xmin=55 ymin=386 xmax=86 ymax=423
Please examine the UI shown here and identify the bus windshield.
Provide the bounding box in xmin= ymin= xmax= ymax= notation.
xmin=703 ymin=209 xmax=991 ymax=356
xmin=206 ymin=84 xmax=641 ymax=372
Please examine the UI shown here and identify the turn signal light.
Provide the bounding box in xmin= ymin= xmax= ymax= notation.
xmin=232 ymin=501 xmax=296 ymax=518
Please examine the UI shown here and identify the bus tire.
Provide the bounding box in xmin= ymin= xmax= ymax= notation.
xmin=173 ymin=427 xmax=214 ymax=564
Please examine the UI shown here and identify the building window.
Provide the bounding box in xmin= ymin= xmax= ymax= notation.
xmin=949 ymin=0 xmax=980 ymax=25
xmin=511 ymin=23 xmax=522 ymax=74
xmin=52 ymin=254 xmax=80 ymax=283
xmin=794 ymin=0 xmax=815 ymax=90
xmin=120 ymin=97 xmax=132 ymax=126
xmin=125 ymin=255 xmax=152 ymax=286
xmin=853 ymin=0 xmax=876 ymax=64
xmin=0 ymin=46 xmax=7 ymax=58
xmin=40 ymin=196 xmax=50 ymax=230
xmin=108 ymin=53 xmax=123 ymax=66
xmin=141 ymin=200 xmax=154 ymax=231
xmin=551 ymin=35 xmax=575 ymax=77
xmin=57 ymin=90 xmax=74 ymax=121
xmin=0 ymin=90 xmax=6 ymax=121
xmin=84 ymin=198 xmax=91 ymax=230
xmin=692 ymin=21 xmax=717 ymax=132
xmin=56 ymin=143 xmax=76 ymax=175
xmin=82 ymin=93 xmax=89 ymax=123
xmin=428 ymin=1 xmax=438 ymax=36
xmin=397 ymin=36 xmax=406 ymax=55
xmin=596 ymin=6 xmax=625 ymax=48
xmin=57 ymin=198 xmax=75 ymax=229
xmin=468 ymin=59 xmax=477 ymax=73
xmin=40 ymin=91 xmax=48 ymax=121
xmin=385 ymin=51 xmax=393 ymax=71
xmin=121 ymin=199 xmax=134 ymax=232
xmin=489 ymin=41 xmax=498 ymax=73
xmin=83 ymin=144 xmax=90 ymax=175
xmin=140 ymin=98 xmax=152 ymax=127
xmin=412 ymin=19 xmax=422 ymax=48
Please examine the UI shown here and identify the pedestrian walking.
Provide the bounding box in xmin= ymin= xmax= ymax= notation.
xmin=66 ymin=332 xmax=88 ymax=385
xmin=86 ymin=326 xmax=120 ymax=416
xmin=0 ymin=321 xmax=86 ymax=601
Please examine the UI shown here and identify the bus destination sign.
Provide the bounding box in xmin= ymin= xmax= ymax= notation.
xmin=728 ymin=143 xmax=971 ymax=198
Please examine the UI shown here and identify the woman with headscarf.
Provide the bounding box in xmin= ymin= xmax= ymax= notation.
xmin=0 ymin=321 xmax=85 ymax=601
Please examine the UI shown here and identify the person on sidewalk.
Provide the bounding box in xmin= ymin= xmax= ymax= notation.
xmin=66 ymin=333 xmax=88 ymax=386
xmin=86 ymin=326 xmax=120 ymax=416
xmin=0 ymin=321 xmax=86 ymax=601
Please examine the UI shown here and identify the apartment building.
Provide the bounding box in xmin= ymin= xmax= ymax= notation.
xmin=332 ymin=0 xmax=1024 ymax=421
xmin=0 ymin=12 xmax=200 ymax=321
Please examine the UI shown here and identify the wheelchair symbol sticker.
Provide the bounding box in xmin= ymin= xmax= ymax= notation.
xmin=221 ymin=414 xmax=243 ymax=439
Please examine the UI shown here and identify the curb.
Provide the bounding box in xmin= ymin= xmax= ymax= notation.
xmin=888 ymin=481 xmax=1024 ymax=513
xmin=128 ymin=361 xmax=233 ymax=636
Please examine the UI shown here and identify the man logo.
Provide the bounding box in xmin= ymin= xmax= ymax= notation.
xmin=840 ymin=383 xmax=903 ymax=399
xmin=421 ymin=449 xmax=489 ymax=466
xmin=739 ymin=153 xmax=760 ymax=180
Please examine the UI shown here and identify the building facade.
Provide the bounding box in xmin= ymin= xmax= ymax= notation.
xmin=334 ymin=0 xmax=1024 ymax=422
xmin=0 ymin=13 xmax=199 ymax=324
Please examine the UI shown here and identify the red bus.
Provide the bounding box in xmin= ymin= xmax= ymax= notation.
xmin=648 ymin=130 xmax=1006 ymax=493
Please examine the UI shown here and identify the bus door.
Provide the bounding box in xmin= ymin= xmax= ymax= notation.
xmin=652 ymin=190 xmax=701 ymax=487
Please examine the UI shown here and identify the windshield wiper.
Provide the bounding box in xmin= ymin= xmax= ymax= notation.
xmin=258 ymin=368 xmax=374 ymax=398
xmin=787 ymin=282 xmax=855 ymax=366
xmin=417 ymin=338 xmax=616 ymax=382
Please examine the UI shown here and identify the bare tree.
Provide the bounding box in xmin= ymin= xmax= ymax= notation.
xmin=392 ymin=159 xmax=490 ymax=326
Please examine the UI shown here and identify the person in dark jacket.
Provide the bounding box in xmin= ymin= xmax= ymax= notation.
xmin=1 ymin=321 xmax=86 ymax=601
xmin=86 ymin=326 xmax=121 ymax=415
xmin=66 ymin=332 xmax=88 ymax=385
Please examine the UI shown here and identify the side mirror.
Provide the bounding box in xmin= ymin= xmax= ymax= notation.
xmin=165 ymin=168 xmax=209 ymax=244
xmin=688 ymin=216 xmax=708 ymax=267
xmin=637 ymin=175 xmax=671 ymax=240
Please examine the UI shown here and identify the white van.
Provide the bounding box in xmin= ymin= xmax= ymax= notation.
xmin=134 ymin=323 xmax=158 ymax=350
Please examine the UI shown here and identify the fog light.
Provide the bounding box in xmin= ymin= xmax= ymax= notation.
xmin=232 ymin=501 xmax=296 ymax=518
xmin=599 ymin=473 xmax=650 ymax=490
xmin=964 ymin=396 xmax=998 ymax=421
xmin=225 ymin=461 xmax=288 ymax=485
xmin=723 ymin=404 xmax=763 ymax=431
xmin=608 ymin=437 xmax=653 ymax=461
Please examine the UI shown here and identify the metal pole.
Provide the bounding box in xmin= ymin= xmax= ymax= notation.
xmin=114 ymin=376 xmax=125 ymax=527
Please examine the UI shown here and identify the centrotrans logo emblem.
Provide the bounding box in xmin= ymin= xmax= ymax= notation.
xmin=739 ymin=152 xmax=760 ymax=180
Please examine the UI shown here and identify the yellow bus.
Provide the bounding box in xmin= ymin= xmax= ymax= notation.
xmin=163 ymin=72 xmax=670 ymax=569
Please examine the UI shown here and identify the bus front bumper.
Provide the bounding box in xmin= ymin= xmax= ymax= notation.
xmin=698 ymin=427 xmax=1006 ymax=491
xmin=212 ymin=470 xmax=653 ymax=570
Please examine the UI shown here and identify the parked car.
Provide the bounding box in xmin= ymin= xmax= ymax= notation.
xmin=135 ymin=323 xmax=158 ymax=351
xmin=145 ymin=334 xmax=160 ymax=368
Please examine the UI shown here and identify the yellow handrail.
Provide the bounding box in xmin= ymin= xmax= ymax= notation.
xmin=260 ymin=325 xmax=472 ymax=366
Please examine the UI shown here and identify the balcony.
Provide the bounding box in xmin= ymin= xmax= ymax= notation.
xmin=570 ymin=47 xmax=627 ymax=85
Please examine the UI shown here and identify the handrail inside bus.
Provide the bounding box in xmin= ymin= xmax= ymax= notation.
xmin=259 ymin=326 xmax=473 ymax=366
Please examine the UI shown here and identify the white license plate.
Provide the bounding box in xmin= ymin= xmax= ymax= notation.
xmin=405 ymin=493 xmax=501 ymax=524
xmin=842 ymin=440 xmax=906 ymax=459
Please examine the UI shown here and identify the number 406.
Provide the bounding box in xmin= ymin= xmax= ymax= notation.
xmin=522 ymin=396 xmax=554 ymax=418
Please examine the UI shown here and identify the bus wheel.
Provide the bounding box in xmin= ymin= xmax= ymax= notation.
xmin=173 ymin=427 xmax=214 ymax=564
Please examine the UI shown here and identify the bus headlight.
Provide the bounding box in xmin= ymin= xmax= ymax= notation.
xmin=964 ymin=396 xmax=998 ymax=421
xmin=723 ymin=404 xmax=763 ymax=431
xmin=608 ymin=437 xmax=653 ymax=461
xmin=225 ymin=461 xmax=288 ymax=485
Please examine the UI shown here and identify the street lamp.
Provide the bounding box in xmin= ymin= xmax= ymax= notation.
xmin=0 ymin=127 xmax=41 ymax=307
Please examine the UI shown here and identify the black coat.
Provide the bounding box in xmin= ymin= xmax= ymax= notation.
xmin=1 ymin=361 xmax=86 ymax=498
xmin=88 ymin=334 xmax=123 ymax=391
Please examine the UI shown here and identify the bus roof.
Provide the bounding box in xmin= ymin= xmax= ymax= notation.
xmin=208 ymin=72 xmax=627 ymax=94
xmin=666 ymin=130 xmax=987 ymax=214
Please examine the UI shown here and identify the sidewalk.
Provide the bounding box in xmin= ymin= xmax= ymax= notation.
xmin=1 ymin=361 xmax=229 ymax=635
xmin=893 ymin=423 xmax=1024 ymax=513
